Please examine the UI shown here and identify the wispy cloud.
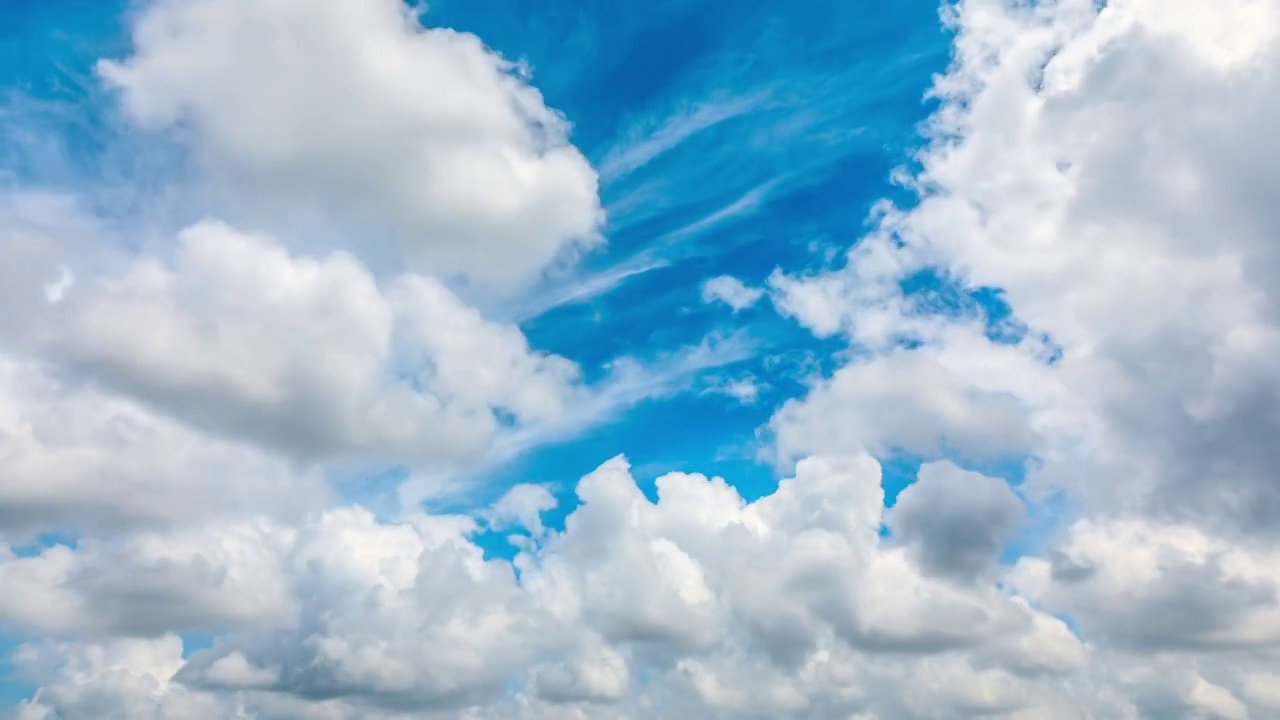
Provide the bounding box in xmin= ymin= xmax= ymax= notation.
xmin=596 ymin=93 xmax=769 ymax=183
xmin=484 ymin=331 xmax=756 ymax=469
xmin=394 ymin=330 xmax=758 ymax=511
xmin=504 ymin=254 xmax=670 ymax=322
xmin=658 ymin=177 xmax=781 ymax=245
xmin=509 ymin=177 xmax=782 ymax=322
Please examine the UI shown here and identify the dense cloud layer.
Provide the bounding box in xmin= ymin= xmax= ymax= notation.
xmin=3 ymin=0 xmax=1280 ymax=718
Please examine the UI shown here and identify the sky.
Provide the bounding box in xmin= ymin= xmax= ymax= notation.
xmin=1 ymin=0 xmax=1280 ymax=718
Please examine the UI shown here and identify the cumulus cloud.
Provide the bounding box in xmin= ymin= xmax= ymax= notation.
xmin=1010 ymin=518 xmax=1280 ymax=652
xmin=887 ymin=462 xmax=1025 ymax=583
xmin=756 ymin=0 xmax=1280 ymax=714
xmin=98 ymin=0 xmax=602 ymax=291
xmin=772 ymin=0 xmax=1280 ymax=533
xmin=701 ymin=275 xmax=765 ymax=312
xmin=771 ymin=347 xmax=1040 ymax=462
xmin=34 ymin=219 xmax=578 ymax=467
xmin=0 ymin=354 xmax=329 ymax=540
xmin=8 ymin=456 xmax=1093 ymax=718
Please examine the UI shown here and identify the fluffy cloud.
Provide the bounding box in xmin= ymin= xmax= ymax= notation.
xmin=0 ymin=354 xmax=328 ymax=540
xmin=758 ymin=0 xmax=1280 ymax=714
xmin=8 ymin=456 xmax=1278 ymax=718
xmin=772 ymin=0 xmax=1280 ymax=533
xmin=887 ymin=462 xmax=1024 ymax=583
xmin=49 ymin=219 xmax=579 ymax=464
xmin=770 ymin=346 xmax=1041 ymax=462
xmin=701 ymin=275 xmax=764 ymax=312
xmin=1011 ymin=518 xmax=1280 ymax=653
xmin=7 ymin=456 xmax=1093 ymax=718
xmin=98 ymin=0 xmax=602 ymax=291
xmin=0 ymin=520 xmax=290 ymax=636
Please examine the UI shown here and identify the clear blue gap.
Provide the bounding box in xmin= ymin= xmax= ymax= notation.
xmin=0 ymin=0 xmax=133 ymax=179
xmin=0 ymin=634 xmax=35 ymax=707
xmin=179 ymin=632 xmax=216 ymax=658
xmin=1003 ymin=484 xmax=1075 ymax=564
xmin=9 ymin=531 xmax=79 ymax=558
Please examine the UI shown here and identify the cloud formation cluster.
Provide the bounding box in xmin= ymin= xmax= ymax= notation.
xmin=3 ymin=0 xmax=1280 ymax=718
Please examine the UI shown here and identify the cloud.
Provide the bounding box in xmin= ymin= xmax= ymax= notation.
xmin=771 ymin=0 xmax=1280 ymax=534
xmin=8 ymin=455 xmax=1095 ymax=718
xmin=505 ymin=255 xmax=670 ymax=322
xmin=597 ymin=93 xmax=767 ymax=183
xmin=770 ymin=346 xmax=1039 ymax=463
xmin=0 ymin=520 xmax=290 ymax=636
xmin=1009 ymin=518 xmax=1280 ymax=652
xmin=701 ymin=275 xmax=764 ymax=312
xmin=99 ymin=0 xmax=602 ymax=292
xmin=887 ymin=462 xmax=1025 ymax=583
xmin=483 ymin=484 xmax=558 ymax=536
xmin=0 ymin=354 xmax=329 ymax=540
xmin=47 ymin=219 xmax=580 ymax=466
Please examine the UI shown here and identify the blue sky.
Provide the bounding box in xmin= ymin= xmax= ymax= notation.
xmin=444 ymin=0 xmax=949 ymax=493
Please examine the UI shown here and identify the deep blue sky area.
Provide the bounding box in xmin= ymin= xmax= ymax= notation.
xmin=443 ymin=0 xmax=951 ymax=511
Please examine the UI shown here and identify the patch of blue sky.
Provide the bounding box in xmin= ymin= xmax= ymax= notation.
xmin=1 ymin=0 xmax=131 ymax=172
xmin=502 ymin=11 xmax=948 ymax=404
xmin=179 ymin=632 xmax=216 ymax=658
xmin=6 ymin=531 xmax=79 ymax=558
xmin=0 ymin=634 xmax=34 ymax=707
xmin=1004 ymin=487 xmax=1074 ymax=564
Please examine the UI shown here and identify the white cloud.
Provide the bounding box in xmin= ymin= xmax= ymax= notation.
xmin=45 ymin=219 xmax=579 ymax=467
xmin=770 ymin=0 xmax=1280 ymax=532
xmin=99 ymin=0 xmax=602 ymax=292
xmin=771 ymin=347 xmax=1039 ymax=462
xmin=8 ymin=455 xmax=1099 ymax=718
xmin=0 ymin=520 xmax=290 ymax=635
xmin=10 ymin=636 xmax=227 ymax=720
xmin=701 ymin=275 xmax=764 ymax=312
xmin=484 ymin=484 xmax=558 ymax=537
xmin=1009 ymin=518 xmax=1280 ymax=652
xmin=10 ymin=454 xmax=1280 ymax=718
xmin=1187 ymin=676 xmax=1249 ymax=720
xmin=0 ymin=354 xmax=328 ymax=540
xmin=887 ymin=462 xmax=1025 ymax=583
xmin=598 ymin=94 xmax=767 ymax=182
xmin=757 ymin=0 xmax=1280 ymax=715
xmin=702 ymin=373 xmax=763 ymax=405
xmin=42 ymin=266 xmax=74 ymax=304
